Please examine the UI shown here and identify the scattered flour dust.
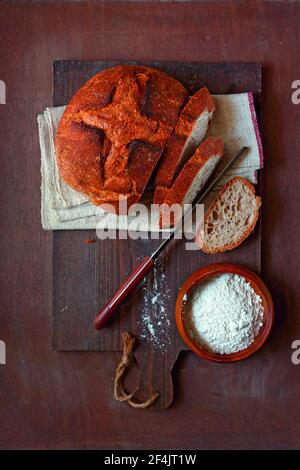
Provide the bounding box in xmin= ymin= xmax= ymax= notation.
xmin=186 ymin=273 xmax=264 ymax=354
xmin=138 ymin=259 xmax=171 ymax=351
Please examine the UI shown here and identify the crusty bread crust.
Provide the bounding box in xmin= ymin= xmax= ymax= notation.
xmin=153 ymin=87 xmax=215 ymax=204
xmin=164 ymin=138 xmax=223 ymax=206
xmin=159 ymin=137 xmax=223 ymax=228
xmin=196 ymin=176 xmax=261 ymax=253
xmin=55 ymin=65 xmax=188 ymax=212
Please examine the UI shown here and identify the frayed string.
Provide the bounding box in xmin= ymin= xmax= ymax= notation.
xmin=114 ymin=332 xmax=159 ymax=409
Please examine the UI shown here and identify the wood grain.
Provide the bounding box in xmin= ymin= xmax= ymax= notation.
xmin=52 ymin=60 xmax=261 ymax=409
xmin=0 ymin=0 xmax=299 ymax=448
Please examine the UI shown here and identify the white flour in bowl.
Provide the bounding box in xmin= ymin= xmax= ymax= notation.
xmin=186 ymin=273 xmax=264 ymax=354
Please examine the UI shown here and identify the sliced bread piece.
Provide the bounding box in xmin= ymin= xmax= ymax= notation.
xmin=159 ymin=138 xmax=223 ymax=228
xmin=195 ymin=176 xmax=261 ymax=253
xmin=154 ymin=87 xmax=215 ymax=204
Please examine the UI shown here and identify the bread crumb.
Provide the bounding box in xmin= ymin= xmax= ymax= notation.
xmin=84 ymin=238 xmax=96 ymax=244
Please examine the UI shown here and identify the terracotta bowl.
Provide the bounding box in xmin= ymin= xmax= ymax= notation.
xmin=175 ymin=263 xmax=274 ymax=363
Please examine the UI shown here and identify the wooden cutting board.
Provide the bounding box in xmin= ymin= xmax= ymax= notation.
xmin=52 ymin=61 xmax=262 ymax=409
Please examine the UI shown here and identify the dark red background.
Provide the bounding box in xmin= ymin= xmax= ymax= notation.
xmin=0 ymin=1 xmax=299 ymax=449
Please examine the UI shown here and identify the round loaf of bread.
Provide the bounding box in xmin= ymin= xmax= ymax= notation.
xmin=55 ymin=65 xmax=188 ymax=212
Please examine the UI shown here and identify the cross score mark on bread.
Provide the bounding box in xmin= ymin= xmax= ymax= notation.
xmin=74 ymin=74 xmax=173 ymax=195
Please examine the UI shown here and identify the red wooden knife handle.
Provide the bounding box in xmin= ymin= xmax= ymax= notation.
xmin=94 ymin=256 xmax=154 ymax=330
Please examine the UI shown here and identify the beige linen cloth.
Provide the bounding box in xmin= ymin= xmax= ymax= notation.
xmin=38 ymin=92 xmax=263 ymax=231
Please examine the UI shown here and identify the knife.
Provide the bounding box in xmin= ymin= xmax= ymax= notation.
xmin=94 ymin=146 xmax=248 ymax=329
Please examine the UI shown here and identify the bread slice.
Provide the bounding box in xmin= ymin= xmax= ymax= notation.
xmin=153 ymin=87 xmax=215 ymax=204
xmin=159 ymin=138 xmax=223 ymax=228
xmin=196 ymin=176 xmax=261 ymax=253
